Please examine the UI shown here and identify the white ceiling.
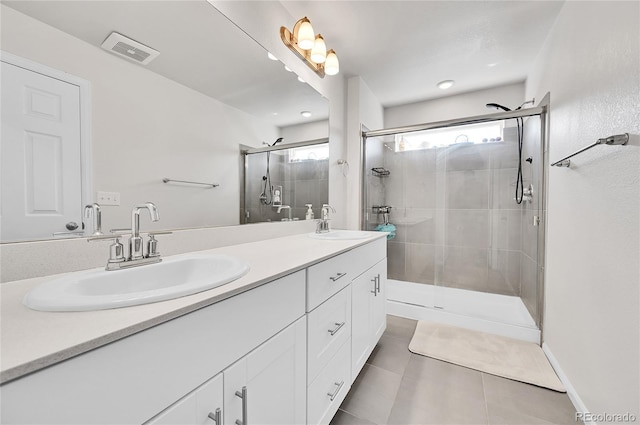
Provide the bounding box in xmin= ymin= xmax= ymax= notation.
xmin=4 ymin=0 xmax=565 ymax=122
xmin=281 ymin=1 xmax=565 ymax=107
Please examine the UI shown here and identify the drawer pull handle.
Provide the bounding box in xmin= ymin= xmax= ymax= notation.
xmin=328 ymin=321 xmax=346 ymax=336
xmin=235 ymin=386 xmax=247 ymax=425
xmin=327 ymin=380 xmax=345 ymax=401
xmin=329 ymin=272 xmax=347 ymax=282
xmin=208 ymin=408 xmax=221 ymax=425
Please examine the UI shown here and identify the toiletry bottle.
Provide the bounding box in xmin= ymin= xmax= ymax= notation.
xmin=305 ymin=204 xmax=314 ymax=220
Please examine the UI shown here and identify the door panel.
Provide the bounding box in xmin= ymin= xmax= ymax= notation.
xmin=1 ymin=61 xmax=82 ymax=241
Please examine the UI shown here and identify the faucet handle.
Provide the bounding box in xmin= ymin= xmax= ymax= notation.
xmin=147 ymin=231 xmax=172 ymax=258
xmin=87 ymin=235 xmax=125 ymax=265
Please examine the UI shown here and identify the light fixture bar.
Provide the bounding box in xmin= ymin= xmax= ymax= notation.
xmin=280 ymin=24 xmax=325 ymax=78
xmin=281 ymin=17 xmax=339 ymax=79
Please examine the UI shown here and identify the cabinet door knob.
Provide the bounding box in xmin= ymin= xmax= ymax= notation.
xmin=208 ymin=408 xmax=221 ymax=425
xmin=328 ymin=321 xmax=346 ymax=336
xmin=327 ymin=380 xmax=345 ymax=401
xmin=329 ymin=272 xmax=347 ymax=282
xmin=235 ymin=386 xmax=247 ymax=425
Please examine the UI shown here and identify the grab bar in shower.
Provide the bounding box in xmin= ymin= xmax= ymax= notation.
xmin=162 ymin=178 xmax=219 ymax=188
xmin=551 ymin=133 xmax=629 ymax=167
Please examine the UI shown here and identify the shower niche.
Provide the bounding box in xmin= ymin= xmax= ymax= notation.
xmin=362 ymin=109 xmax=547 ymax=343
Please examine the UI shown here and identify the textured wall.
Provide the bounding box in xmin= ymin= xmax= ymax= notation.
xmin=526 ymin=1 xmax=639 ymax=418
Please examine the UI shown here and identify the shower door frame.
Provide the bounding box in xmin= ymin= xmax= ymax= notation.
xmin=360 ymin=93 xmax=550 ymax=331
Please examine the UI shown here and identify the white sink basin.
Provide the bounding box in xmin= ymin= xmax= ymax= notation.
xmin=308 ymin=230 xmax=373 ymax=240
xmin=23 ymin=254 xmax=250 ymax=312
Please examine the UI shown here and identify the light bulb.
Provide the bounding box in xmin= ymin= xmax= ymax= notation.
xmin=296 ymin=18 xmax=315 ymax=50
xmin=325 ymin=50 xmax=339 ymax=75
xmin=310 ymin=34 xmax=327 ymax=64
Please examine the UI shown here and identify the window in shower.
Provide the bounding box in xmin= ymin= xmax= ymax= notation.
xmin=395 ymin=122 xmax=503 ymax=152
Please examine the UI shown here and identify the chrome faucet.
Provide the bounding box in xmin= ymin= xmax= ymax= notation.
xmin=130 ymin=203 xmax=159 ymax=260
xmin=84 ymin=203 xmax=103 ymax=235
xmin=316 ymin=204 xmax=335 ymax=233
xmin=276 ymin=204 xmax=292 ymax=221
xmin=88 ymin=202 xmax=169 ymax=271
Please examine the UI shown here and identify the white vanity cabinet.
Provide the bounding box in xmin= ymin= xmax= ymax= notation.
xmin=146 ymin=317 xmax=306 ymax=425
xmin=305 ymin=237 xmax=386 ymax=425
xmin=1 ymin=235 xmax=388 ymax=425
xmin=146 ymin=373 xmax=223 ymax=425
xmin=1 ymin=271 xmax=306 ymax=425
xmin=351 ymin=259 xmax=387 ymax=381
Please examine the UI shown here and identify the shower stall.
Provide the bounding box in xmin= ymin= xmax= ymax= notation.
xmin=362 ymin=97 xmax=548 ymax=343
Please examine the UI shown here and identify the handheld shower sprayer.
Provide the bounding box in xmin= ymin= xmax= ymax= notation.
xmin=259 ymin=137 xmax=284 ymax=206
xmin=485 ymin=99 xmax=535 ymax=205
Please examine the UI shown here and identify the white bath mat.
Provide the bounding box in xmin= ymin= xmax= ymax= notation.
xmin=408 ymin=321 xmax=566 ymax=392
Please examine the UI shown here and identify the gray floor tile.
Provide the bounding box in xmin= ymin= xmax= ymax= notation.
xmin=366 ymin=334 xmax=412 ymax=376
xmin=330 ymin=409 xmax=377 ymax=425
xmin=383 ymin=315 xmax=418 ymax=344
xmin=403 ymin=354 xmax=485 ymax=394
xmin=482 ymin=373 xmax=578 ymax=425
xmin=340 ymin=364 xmax=403 ymax=425
xmin=388 ymin=357 xmax=488 ymax=424
xmin=486 ymin=403 xmax=558 ymax=425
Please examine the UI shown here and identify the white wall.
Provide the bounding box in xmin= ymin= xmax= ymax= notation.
xmin=385 ymin=82 xmax=524 ymax=128
xmin=346 ymin=77 xmax=384 ymax=229
xmin=280 ymin=120 xmax=329 ymax=144
xmin=526 ymin=1 xmax=639 ymax=419
xmin=1 ymin=5 xmax=278 ymax=233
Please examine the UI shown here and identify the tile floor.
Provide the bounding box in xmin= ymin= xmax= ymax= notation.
xmin=331 ymin=315 xmax=581 ymax=425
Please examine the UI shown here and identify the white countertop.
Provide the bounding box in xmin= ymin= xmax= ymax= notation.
xmin=0 ymin=231 xmax=386 ymax=384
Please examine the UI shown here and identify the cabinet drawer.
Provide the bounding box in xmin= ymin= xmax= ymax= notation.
xmin=307 ymin=286 xmax=351 ymax=383
xmin=307 ymin=339 xmax=351 ymax=425
xmin=306 ymin=238 xmax=385 ymax=311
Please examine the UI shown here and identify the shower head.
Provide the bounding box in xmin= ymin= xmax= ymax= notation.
xmin=486 ymin=103 xmax=512 ymax=112
xmin=272 ymin=137 xmax=283 ymax=146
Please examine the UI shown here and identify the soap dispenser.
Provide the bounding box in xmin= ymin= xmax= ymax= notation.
xmin=305 ymin=204 xmax=314 ymax=220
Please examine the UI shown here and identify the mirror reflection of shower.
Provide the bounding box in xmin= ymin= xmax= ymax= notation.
xmin=242 ymin=139 xmax=329 ymax=224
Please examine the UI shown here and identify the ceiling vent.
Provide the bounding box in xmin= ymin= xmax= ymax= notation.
xmin=100 ymin=32 xmax=159 ymax=65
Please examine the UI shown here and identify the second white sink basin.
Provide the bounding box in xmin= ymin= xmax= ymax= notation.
xmin=308 ymin=230 xmax=373 ymax=240
xmin=23 ymin=254 xmax=250 ymax=312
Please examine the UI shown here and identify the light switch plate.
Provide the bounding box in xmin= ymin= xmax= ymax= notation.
xmin=96 ymin=191 xmax=120 ymax=206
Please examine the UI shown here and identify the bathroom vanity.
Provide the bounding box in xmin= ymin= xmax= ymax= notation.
xmin=0 ymin=232 xmax=387 ymax=425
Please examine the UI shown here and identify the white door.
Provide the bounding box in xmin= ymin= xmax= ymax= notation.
xmin=1 ymin=60 xmax=83 ymax=241
xmin=224 ymin=317 xmax=306 ymax=425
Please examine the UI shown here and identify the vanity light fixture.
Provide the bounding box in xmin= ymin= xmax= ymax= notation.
xmin=281 ymin=17 xmax=339 ymax=78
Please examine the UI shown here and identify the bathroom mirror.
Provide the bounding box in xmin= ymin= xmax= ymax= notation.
xmin=0 ymin=0 xmax=329 ymax=242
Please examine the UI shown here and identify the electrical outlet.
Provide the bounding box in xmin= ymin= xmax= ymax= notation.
xmin=96 ymin=191 xmax=120 ymax=206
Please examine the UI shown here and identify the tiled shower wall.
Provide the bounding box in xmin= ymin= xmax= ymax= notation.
xmin=244 ymin=151 xmax=328 ymax=223
xmin=366 ymin=123 xmax=541 ymax=314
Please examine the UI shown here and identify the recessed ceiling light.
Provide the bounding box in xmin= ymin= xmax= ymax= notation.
xmin=437 ymin=80 xmax=454 ymax=90
xmin=297 ymin=76 xmax=306 ymax=83
xmin=267 ymin=52 xmax=278 ymax=61
xmin=487 ymin=62 xmax=498 ymax=67
xmin=284 ymin=65 xmax=292 ymax=72
xmin=301 ymin=111 xmax=312 ymax=118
